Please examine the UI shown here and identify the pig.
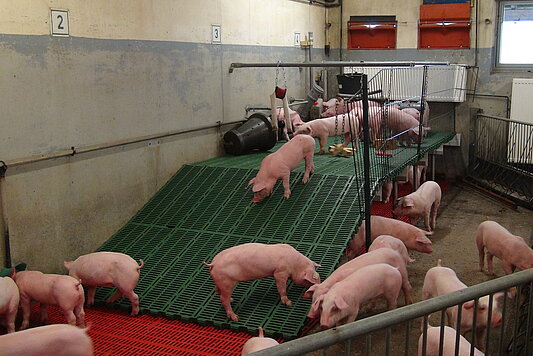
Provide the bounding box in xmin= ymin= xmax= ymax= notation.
xmin=422 ymin=259 xmax=504 ymax=350
xmin=386 ymin=106 xmax=424 ymax=146
xmin=64 ymin=251 xmax=144 ymax=316
xmin=381 ymin=181 xmax=393 ymax=204
xmin=368 ymin=235 xmax=415 ymax=264
xmin=13 ymin=270 xmax=85 ymax=330
xmin=393 ymin=181 xmax=442 ymax=232
xmin=0 ymin=324 xmax=93 ymax=356
xmin=293 ymin=115 xmax=359 ymax=154
xmin=346 ymin=215 xmax=433 ymax=259
xmin=406 ymin=165 xmax=427 ymax=189
xmin=418 ymin=326 xmax=484 ymax=356
xmin=320 ymin=97 xmax=348 ymax=117
xmin=318 ymin=263 xmax=402 ymax=329
xmin=241 ymin=327 xmax=279 ymax=355
xmin=0 ymin=273 xmax=19 ymax=333
xmin=476 ymin=220 xmax=533 ymax=276
xmin=275 ymin=107 xmax=305 ymax=141
xmin=246 ymin=134 xmax=315 ymax=203
xmin=204 ymin=243 xmax=321 ymax=321
xmin=306 ymin=248 xmax=413 ymax=319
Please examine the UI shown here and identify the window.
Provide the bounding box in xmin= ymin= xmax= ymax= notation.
xmin=496 ymin=1 xmax=533 ymax=68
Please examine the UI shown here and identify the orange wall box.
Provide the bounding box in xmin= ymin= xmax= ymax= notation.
xmin=418 ymin=3 xmax=471 ymax=49
xmin=348 ymin=16 xmax=397 ymax=49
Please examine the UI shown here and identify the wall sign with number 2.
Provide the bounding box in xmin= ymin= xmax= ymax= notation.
xmin=51 ymin=9 xmax=69 ymax=36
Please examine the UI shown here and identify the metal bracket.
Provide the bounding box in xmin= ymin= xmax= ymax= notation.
xmin=0 ymin=161 xmax=6 ymax=178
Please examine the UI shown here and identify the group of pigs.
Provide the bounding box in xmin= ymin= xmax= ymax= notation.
xmin=0 ymin=251 xmax=144 ymax=355
xmin=213 ymin=171 xmax=533 ymax=354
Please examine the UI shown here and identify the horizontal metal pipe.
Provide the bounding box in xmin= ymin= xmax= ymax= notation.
xmin=478 ymin=113 xmax=533 ymax=126
xmin=250 ymin=269 xmax=533 ymax=356
xmin=229 ymin=61 xmax=451 ymax=73
xmin=2 ymin=120 xmax=246 ymax=170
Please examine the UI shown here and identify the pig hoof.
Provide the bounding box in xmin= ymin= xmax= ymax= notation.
xmin=281 ymin=297 xmax=293 ymax=307
xmin=228 ymin=313 xmax=239 ymax=321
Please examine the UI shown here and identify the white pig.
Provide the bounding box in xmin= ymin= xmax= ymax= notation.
xmin=476 ymin=220 xmax=533 ymax=276
xmin=368 ymin=235 xmax=415 ymax=264
xmin=0 ymin=324 xmax=93 ymax=356
xmin=0 ymin=273 xmax=19 ymax=333
xmin=14 ymin=271 xmax=85 ymax=330
xmin=241 ymin=327 xmax=279 ymax=355
xmin=64 ymin=251 xmax=144 ymax=316
xmin=418 ymin=325 xmax=484 ymax=356
xmin=422 ymin=260 xmax=503 ymax=350
xmin=318 ymin=263 xmax=402 ymax=329
xmin=204 ymin=243 xmax=321 ymax=321
xmin=393 ymin=181 xmax=442 ymax=232
xmin=293 ymin=115 xmax=359 ymax=154
xmin=247 ymin=134 xmax=315 ymax=203
xmin=347 ymin=215 xmax=433 ymax=258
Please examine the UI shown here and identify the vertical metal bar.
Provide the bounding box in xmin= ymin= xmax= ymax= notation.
xmin=439 ymin=309 xmax=446 ymax=356
xmin=361 ymin=74 xmax=372 ymax=250
xmin=526 ymin=281 xmax=533 ymax=356
xmin=499 ymin=289 xmax=509 ymax=356
xmin=366 ymin=334 xmax=372 ymax=356
xmin=512 ymin=285 xmax=522 ymax=356
xmin=386 ymin=327 xmax=392 ymax=356
xmin=404 ymin=319 xmax=411 ymax=356
xmin=454 ymin=304 xmax=463 ymax=356
xmin=470 ymin=299 xmax=479 ymax=355
xmin=485 ymin=294 xmax=494 ymax=354
xmin=344 ymin=339 xmax=351 ymax=356
xmin=422 ymin=316 xmax=429 ymax=356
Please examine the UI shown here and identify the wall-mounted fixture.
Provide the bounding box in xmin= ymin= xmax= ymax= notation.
xmin=418 ymin=3 xmax=471 ymax=49
xmin=347 ymin=16 xmax=397 ymax=50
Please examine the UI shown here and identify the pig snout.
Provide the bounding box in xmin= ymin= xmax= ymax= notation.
xmin=252 ymin=190 xmax=268 ymax=203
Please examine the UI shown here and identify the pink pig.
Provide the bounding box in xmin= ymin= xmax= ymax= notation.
xmin=204 ymin=243 xmax=321 ymax=321
xmin=418 ymin=326 xmax=484 ymax=356
xmin=347 ymin=215 xmax=433 ymax=258
xmin=387 ymin=106 xmax=423 ymax=146
xmin=247 ymin=134 xmax=315 ymax=203
xmin=422 ymin=259 xmax=504 ymax=349
xmin=0 ymin=274 xmax=19 ymax=333
xmin=275 ymin=107 xmax=305 ymax=141
xmin=0 ymin=324 xmax=93 ymax=356
xmin=393 ymin=181 xmax=442 ymax=232
xmin=64 ymin=252 xmax=144 ymax=316
xmin=320 ymin=97 xmax=348 ymax=117
xmin=13 ymin=271 xmax=85 ymax=330
xmin=241 ymin=327 xmax=279 ymax=355
xmin=381 ymin=181 xmax=393 ymax=203
xmin=293 ymin=114 xmax=359 ymax=154
xmin=305 ymin=248 xmax=412 ymax=319
xmin=368 ymin=235 xmax=415 ymax=264
xmin=318 ymin=263 xmax=402 ymax=329
xmin=476 ymin=220 xmax=533 ymax=276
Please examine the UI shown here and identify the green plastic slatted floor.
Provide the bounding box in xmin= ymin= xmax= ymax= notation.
xmin=94 ymin=131 xmax=455 ymax=339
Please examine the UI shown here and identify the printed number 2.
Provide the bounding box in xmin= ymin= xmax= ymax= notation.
xmin=57 ymin=15 xmax=64 ymax=30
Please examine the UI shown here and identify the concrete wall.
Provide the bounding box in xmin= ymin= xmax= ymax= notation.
xmin=0 ymin=0 xmax=327 ymax=271
xmin=337 ymin=0 xmax=533 ymax=177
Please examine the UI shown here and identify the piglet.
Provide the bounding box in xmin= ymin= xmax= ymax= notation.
xmin=346 ymin=215 xmax=433 ymax=259
xmin=0 ymin=324 xmax=93 ymax=356
xmin=241 ymin=327 xmax=279 ymax=355
xmin=381 ymin=181 xmax=393 ymax=204
xmin=368 ymin=235 xmax=415 ymax=264
xmin=422 ymin=259 xmax=503 ymax=350
xmin=64 ymin=251 xmax=144 ymax=316
xmin=293 ymin=115 xmax=359 ymax=155
xmin=13 ymin=270 xmax=85 ymax=330
xmin=418 ymin=325 xmax=484 ymax=356
xmin=318 ymin=263 xmax=402 ymax=329
xmin=204 ymin=243 xmax=320 ymax=321
xmin=476 ymin=220 xmax=533 ymax=276
xmin=0 ymin=272 xmax=19 ymax=333
xmin=305 ymin=248 xmax=412 ymax=319
xmin=386 ymin=106 xmax=423 ymax=146
xmin=393 ymin=181 xmax=442 ymax=232
xmin=247 ymin=134 xmax=315 ymax=203
xmin=320 ymin=97 xmax=347 ymax=117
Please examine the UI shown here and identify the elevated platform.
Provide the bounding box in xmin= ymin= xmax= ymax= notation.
xmin=94 ymin=131 xmax=455 ymax=340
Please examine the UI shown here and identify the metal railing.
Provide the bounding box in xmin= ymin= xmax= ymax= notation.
xmin=250 ymin=268 xmax=533 ymax=355
xmin=469 ymin=114 xmax=533 ymax=209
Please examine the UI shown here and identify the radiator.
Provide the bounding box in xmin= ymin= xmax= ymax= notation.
xmin=508 ymin=78 xmax=533 ymax=164
xmin=343 ymin=64 xmax=468 ymax=102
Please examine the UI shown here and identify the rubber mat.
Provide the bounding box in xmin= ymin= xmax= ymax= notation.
xmin=92 ymin=130 xmax=454 ymax=340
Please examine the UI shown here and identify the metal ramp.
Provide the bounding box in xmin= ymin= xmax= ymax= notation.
xmin=93 ymin=131 xmax=455 ymax=339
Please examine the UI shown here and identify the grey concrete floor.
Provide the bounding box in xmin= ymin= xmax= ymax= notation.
xmin=305 ymin=181 xmax=533 ymax=356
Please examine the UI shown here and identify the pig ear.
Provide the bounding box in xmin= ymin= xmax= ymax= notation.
xmin=64 ymin=261 xmax=72 ymax=270
xmin=416 ymin=236 xmax=432 ymax=244
xmin=334 ymin=296 xmax=349 ymax=311
xmin=303 ymin=285 xmax=317 ymax=298
xmin=463 ymin=301 xmax=475 ymax=310
xmin=314 ymin=262 xmax=321 ymax=268
xmin=246 ymin=178 xmax=256 ymax=189
xmin=307 ymin=126 xmax=313 ymax=135
xmin=403 ymin=198 xmax=414 ymax=207
xmin=252 ymin=183 xmax=266 ymax=193
xmin=494 ymin=292 xmax=505 ymax=305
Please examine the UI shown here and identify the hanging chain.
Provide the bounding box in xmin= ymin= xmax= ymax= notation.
xmin=275 ymin=61 xmax=287 ymax=89
xmin=334 ymin=101 xmax=339 ymax=145
xmin=275 ymin=61 xmax=280 ymax=87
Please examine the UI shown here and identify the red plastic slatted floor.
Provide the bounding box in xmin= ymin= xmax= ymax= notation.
xmin=2 ymin=180 xmax=451 ymax=355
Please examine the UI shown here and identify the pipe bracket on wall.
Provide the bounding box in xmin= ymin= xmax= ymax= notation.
xmin=0 ymin=161 xmax=6 ymax=178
